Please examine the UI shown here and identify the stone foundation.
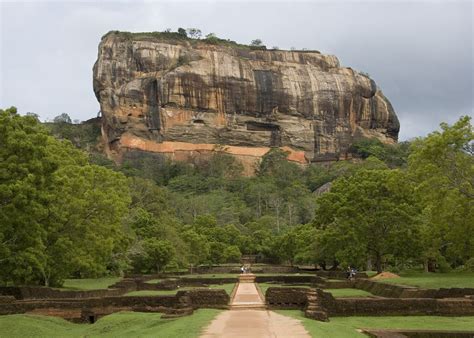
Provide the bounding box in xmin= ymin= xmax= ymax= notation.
xmin=0 ymin=289 xmax=229 ymax=321
xmin=265 ymin=287 xmax=309 ymax=309
xmin=263 ymin=287 xmax=474 ymax=318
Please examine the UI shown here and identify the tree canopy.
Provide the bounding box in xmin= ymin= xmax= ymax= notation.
xmin=1 ymin=105 xmax=472 ymax=284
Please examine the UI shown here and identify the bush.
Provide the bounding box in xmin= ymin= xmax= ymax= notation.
xmin=463 ymin=258 xmax=474 ymax=272
xmin=223 ymin=245 xmax=242 ymax=263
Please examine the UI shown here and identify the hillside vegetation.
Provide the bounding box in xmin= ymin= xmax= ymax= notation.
xmin=0 ymin=106 xmax=472 ymax=287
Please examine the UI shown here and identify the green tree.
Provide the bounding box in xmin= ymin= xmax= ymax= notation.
xmin=0 ymin=107 xmax=132 ymax=286
xmin=204 ymin=33 xmax=219 ymax=44
xmin=186 ymin=28 xmax=202 ymax=39
xmin=223 ymin=245 xmax=242 ymax=263
xmin=182 ymin=229 xmax=210 ymax=269
xmin=314 ymin=169 xmax=421 ymax=273
xmin=198 ymin=150 xmax=243 ymax=179
xmin=142 ymin=239 xmax=175 ymax=272
xmin=258 ymin=149 xmax=303 ymax=188
xmin=0 ymin=107 xmax=58 ymax=285
xmin=350 ymin=138 xmax=411 ymax=168
xmin=408 ymin=116 xmax=473 ymax=270
xmin=177 ymin=27 xmax=187 ymax=37
xmin=42 ymin=164 xmax=131 ymax=284
xmin=209 ymin=242 xmax=227 ymax=264
xmin=53 ymin=113 xmax=72 ymax=124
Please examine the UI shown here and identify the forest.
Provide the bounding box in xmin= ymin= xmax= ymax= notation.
xmin=0 ymin=107 xmax=472 ymax=286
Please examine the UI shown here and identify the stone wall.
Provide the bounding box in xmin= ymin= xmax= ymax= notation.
xmin=180 ymin=289 xmax=229 ymax=309
xmin=315 ymin=271 xmax=369 ymax=279
xmin=264 ymin=287 xmax=474 ymax=317
xmin=136 ymin=277 xmax=237 ymax=291
xmin=324 ymin=296 xmax=474 ymax=316
xmin=265 ymin=287 xmax=309 ymax=309
xmin=321 ymin=280 xmax=354 ymax=289
xmin=0 ymin=288 xmax=229 ymax=320
xmin=193 ymin=265 xmax=298 ymax=274
xmin=255 ymin=275 xmax=320 ymax=284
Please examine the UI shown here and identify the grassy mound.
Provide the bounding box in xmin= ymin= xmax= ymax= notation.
xmin=378 ymin=272 xmax=474 ymax=289
xmin=0 ymin=310 xmax=221 ymax=338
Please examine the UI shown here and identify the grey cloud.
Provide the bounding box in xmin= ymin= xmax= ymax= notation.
xmin=1 ymin=1 xmax=472 ymax=140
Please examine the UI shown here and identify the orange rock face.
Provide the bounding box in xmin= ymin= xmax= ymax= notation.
xmin=93 ymin=31 xmax=399 ymax=174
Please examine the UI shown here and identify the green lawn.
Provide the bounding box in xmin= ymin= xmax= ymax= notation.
xmin=378 ymin=272 xmax=474 ymax=289
xmin=255 ymin=273 xmax=316 ymax=276
xmin=0 ymin=310 xmax=221 ymax=338
xmin=145 ymin=279 xmax=167 ymax=284
xmin=61 ymin=277 xmax=122 ymax=290
xmin=325 ymin=288 xmax=375 ymax=298
xmin=177 ymin=274 xmax=239 ymax=278
xmin=257 ymin=283 xmax=310 ymax=295
xmin=364 ymin=271 xmax=378 ymax=277
xmin=278 ymin=311 xmax=474 ymax=337
xmin=125 ymin=283 xmax=236 ymax=296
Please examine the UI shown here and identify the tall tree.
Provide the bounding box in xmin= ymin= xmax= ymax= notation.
xmin=408 ymin=116 xmax=474 ymax=270
xmin=313 ymin=169 xmax=421 ymax=273
xmin=0 ymin=107 xmax=132 ymax=286
xmin=0 ymin=107 xmax=58 ymax=284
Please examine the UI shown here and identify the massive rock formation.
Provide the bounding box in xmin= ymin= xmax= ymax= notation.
xmin=93 ymin=31 xmax=399 ymax=174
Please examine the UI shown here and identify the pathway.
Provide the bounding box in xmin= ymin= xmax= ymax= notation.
xmin=230 ymin=282 xmax=265 ymax=309
xmin=200 ymin=275 xmax=310 ymax=338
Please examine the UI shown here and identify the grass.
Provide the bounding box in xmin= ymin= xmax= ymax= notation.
xmin=325 ymin=288 xmax=375 ymax=298
xmin=377 ymin=272 xmax=474 ymax=289
xmin=0 ymin=310 xmax=221 ymax=338
xmin=177 ymin=274 xmax=239 ymax=279
xmin=255 ymin=273 xmax=316 ymax=276
xmin=363 ymin=271 xmax=378 ymax=277
xmin=61 ymin=277 xmax=122 ymax=290
xmin=125 ymin=283 xmax=236 ymax=296
xmin=145 ymin=279 xmax=166 ymax=284
xmin=278 ymin=310 xmax=474 ymax=337
xmin=257 ymin=283 xmax=310 ymax=295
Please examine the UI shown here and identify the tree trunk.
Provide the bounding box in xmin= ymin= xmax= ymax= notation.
xmin=366 ymin=258 xmax=372 ymax=272
xmin=428 ymin=259 xmax=436 ymax=272
xmin=41 ymin=270 xmax=50 ymax=287
xmin=375 ymin=253 xmax=383 ymax=273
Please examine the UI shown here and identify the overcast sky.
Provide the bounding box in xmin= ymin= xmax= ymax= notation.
xmin=1 ymin=0 xmax=472 ymax=140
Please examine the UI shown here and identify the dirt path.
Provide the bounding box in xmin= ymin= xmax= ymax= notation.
xmin=200 ymin=281 xmax=310 ymax=338
xmin=231 ymin=282 xmax=264 ymax=308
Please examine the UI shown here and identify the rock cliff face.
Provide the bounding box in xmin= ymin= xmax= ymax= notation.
xmin=93 ymin=31 xmax=399 ymax=174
